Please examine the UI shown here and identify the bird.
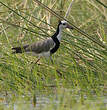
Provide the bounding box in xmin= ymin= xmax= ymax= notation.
xmin=12 ymin=20 xmax=73 ymax=63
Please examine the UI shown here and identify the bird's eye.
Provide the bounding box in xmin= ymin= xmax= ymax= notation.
xmin=63 ymin=23 xmax=66 ymax=25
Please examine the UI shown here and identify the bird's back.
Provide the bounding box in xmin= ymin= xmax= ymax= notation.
xmin=25 ymin=38 xmax=55 ymax=54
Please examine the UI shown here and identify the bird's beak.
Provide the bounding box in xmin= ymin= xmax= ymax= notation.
xmin=66 ymin=24 xmax=74 ymax=29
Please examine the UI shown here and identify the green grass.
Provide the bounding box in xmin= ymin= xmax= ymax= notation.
xmin=0 ymin=0 xmax=107 ymax=109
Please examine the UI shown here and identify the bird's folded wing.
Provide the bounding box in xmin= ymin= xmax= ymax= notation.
xmin=25 ymin=38 xmax=55 ymax=53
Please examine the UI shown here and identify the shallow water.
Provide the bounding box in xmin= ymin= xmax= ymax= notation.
xmin=0 ymin=88 xmax=107 ymax=110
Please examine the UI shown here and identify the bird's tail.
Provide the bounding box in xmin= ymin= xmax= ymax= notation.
xmin=12 ymin=45 xmax=29 ymax=53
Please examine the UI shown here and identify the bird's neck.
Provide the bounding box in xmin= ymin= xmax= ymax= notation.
xmin=52 ymin=26 xmax=62 ymax=42
xmin=50 ymin=25 xmax=61 ymax=54
xmin=56 ymin=28 xmax=62 ymax=42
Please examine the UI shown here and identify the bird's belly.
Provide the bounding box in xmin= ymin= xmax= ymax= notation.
xmin=39 ymin=51 xmax=50 ymax=57
xmin=26 ymin=51 xmax=50 ymax=57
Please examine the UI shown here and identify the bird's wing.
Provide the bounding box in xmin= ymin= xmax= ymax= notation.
xmin=25 ymin=38 xmax=55 ymax=53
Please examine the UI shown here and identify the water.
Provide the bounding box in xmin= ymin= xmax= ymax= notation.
xmin=0 ymin=88 xmax=107 ymax=110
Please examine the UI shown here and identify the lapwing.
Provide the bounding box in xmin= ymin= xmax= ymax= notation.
xmin=12 ymin=20 xmax=73 ymax=63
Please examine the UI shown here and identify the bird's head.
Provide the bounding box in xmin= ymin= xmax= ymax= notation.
xmin=58 ymin=20 xmax=74 ymax=30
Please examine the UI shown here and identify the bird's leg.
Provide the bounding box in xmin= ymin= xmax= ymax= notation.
xmin=50 ymin=56 xmax=54 ymax=64
xmin=35 ymin=56 xmax=41 ymax=64
xmin=31 ymin=56 xmax=41 ymax=73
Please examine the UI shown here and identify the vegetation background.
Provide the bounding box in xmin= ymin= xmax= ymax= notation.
xmin=0 ymin=0 xmax=107 ymax=110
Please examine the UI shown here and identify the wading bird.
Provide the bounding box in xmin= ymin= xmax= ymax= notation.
xmin=12 ymin=20 xmax=73 ymax=63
